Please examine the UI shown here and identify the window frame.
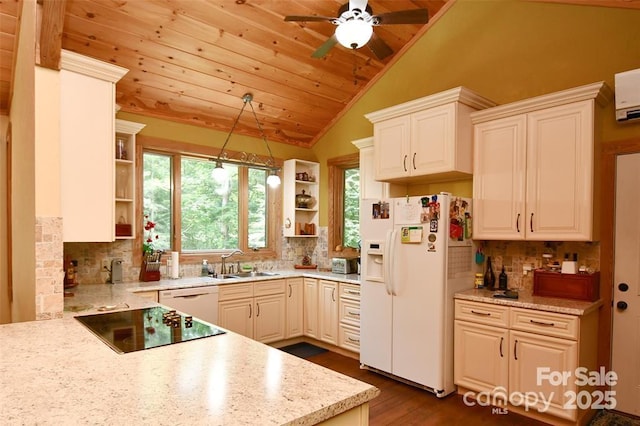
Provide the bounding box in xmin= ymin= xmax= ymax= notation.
xmin=136 ymin=135 xmax=281 ymax=265
xmin=327 ymin=153 xmax=360 ymax=259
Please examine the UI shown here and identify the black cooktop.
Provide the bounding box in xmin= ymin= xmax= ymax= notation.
xmin=75 ymin=306 xmax=225 ymax=354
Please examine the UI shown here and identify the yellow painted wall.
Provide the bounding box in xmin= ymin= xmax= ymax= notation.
xmin=10 ymin=0 xmax=37 ymax=322
xmin=0 ymin=116 xmax=8 ymax=323
xmin=313 ymin=1 xmax=640 ymax=225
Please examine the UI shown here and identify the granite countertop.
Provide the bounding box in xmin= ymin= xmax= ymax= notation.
xmin=0 ymin=317 xmax=378 ymax=425
xmin=455 ymin=288 xmax=602 ymax=316
xmin=6 ymin=280 xmax=379 ymax=424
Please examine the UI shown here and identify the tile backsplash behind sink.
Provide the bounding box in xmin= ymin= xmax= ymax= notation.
xmin=480 ymin=240 xmax=600 ymax=294
xmin=63 ymin=227 xmax=331 ymax=284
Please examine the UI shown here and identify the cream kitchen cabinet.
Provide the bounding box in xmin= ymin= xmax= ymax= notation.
xmin=218 ymin=279 xmax=286 ymax=344
xmin=285 ymin=277 xmax=304 ymax=338
xmin=282 ymin=159 xmax=319 ymax=237
xmin=60 ymin=49 xmax=128 ymax=242
xmin=319 ymin=280 xmax=339 ymax=345
xmin=454 ymin=299 xmax=598 ymax=424
xmin=365 ymin=87 xmax=495 ymax=184
xmin=338 ymin=283 xmax=361 ymax=353
xmin=472 ymin=82 xmax=611 ymax=241
xmin=303 ymin=277 xmax=319 ymax=338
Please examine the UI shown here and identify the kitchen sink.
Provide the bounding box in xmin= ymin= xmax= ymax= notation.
xmin=219 ymin=271 xmax=280 ymax=279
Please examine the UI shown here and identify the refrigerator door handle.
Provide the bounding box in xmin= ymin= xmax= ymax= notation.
xmin=384 ymin=229 xmax=393 ymax=295
xmin=389 ymin=229 xmax=398 ymax=296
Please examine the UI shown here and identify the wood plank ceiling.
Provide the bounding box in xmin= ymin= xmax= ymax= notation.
xmin=0 ymin=0 xmax=447 ymax=147
xmin=3 ymin=1 xmax=638 ymax=146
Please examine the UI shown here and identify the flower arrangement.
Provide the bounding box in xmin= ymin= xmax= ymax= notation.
xmin=143 ymin=214 xmax=159 ymax=256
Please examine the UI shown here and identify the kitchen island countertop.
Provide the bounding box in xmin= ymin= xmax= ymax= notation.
xmin=3 ymin=287 xmax=378 ymax=425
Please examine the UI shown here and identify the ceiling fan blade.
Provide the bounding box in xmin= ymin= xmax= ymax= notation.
xmin=368 ymin=32 xmax=393 ymax=60
xmin=285 ymin=15 xmax=335 ymax=23
xmin=312 ymin=35 xmax=339 ymax=58
xmin=349 ymin=0 xmax=368 ymax=12
xmin=373 ymin=9 xmax=429 ymax=25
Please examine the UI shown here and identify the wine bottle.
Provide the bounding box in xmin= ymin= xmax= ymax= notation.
xmin=484 ymin=256 xmax=496 ymax=290
xmin=499 ymin=266 xmax=508 ymax=290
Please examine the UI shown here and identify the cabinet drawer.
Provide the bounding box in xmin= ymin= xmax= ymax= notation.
xmin=339 ymin=324 xmax=360 ymax=352
xmin=510 ymin=308 xmax=579 ymax=340
xmin=455 ymin=300 xmax=509 ymax=328
xmin=254 ymin=279 xmax=286 ymax=297
xmin=339 ymin=298 xmax=360 ymax=326
xmin=339 ymin=283 xmax=361 ymax=300
xmin=219 ymin=283 xmax=254 ymax=301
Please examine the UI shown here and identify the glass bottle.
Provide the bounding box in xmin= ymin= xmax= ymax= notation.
xmin=499 ymin=266 xmax=508 ymax=290
xmin=484 ymin=256 xmax=496 ymax=290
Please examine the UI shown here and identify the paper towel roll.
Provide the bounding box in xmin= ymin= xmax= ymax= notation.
xmin=171 ymin=251 xmax=180 ymax=279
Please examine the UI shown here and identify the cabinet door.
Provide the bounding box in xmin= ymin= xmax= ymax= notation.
xmin=254 ymin=294 xmax=286 ymax=344
xmin=473 ymin=115 xmax=527 ymax=240
xmin=374 ymin=115 xmax=411 ymax=180
xmin=319 ymin=280 xmax=339 ymax=345
xmin=411 ymin=103 xmax=459 ymax=175
xmin=454 ymin=321 xmax=509 ymax=395
xmin=285 ymin=278 xmax=304 ymax=338
xmin=218 ymin=298 xmax=254 ymax=338
xmin=60 ymin=69 xmax=115 ymax=242
xmin=526 ymin=100 xmax=594 ymax=241
xmin=303 ymin=278 xmax=319 ymax=338
xmin=509 ymin=330 xmax=578 ymax=421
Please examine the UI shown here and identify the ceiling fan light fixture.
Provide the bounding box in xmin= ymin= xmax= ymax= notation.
xmin=335 ymin=19 xmax=373 ymax=49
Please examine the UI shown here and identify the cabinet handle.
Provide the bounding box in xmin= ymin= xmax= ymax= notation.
xmin=499 ymin=337 xmax=504 ymax=358
xmin=514 ymin=339 xmax=518 ymax=360
xmin=530 ymin=213 xmax=534 ymax=233
xmin=346 ymin=290 xmax=360 ymax=295
xmin=412 ymin=152 xmax=416 ymax=170
xmin=348 ymin=337 xmax=360 ymax=343
xmin=403 ymin=155 xmax=408 ymax=172
xmin=332 ymin=288 xmax=336 ymax=302
xmin=249 ymin=303 xmax=252 ymax=318
xmin=516 ymin=213 xmax=521 ymax=233
xmin=530 ymin=319 xmax=555 ymax=327
xmin=471 ymin=310 xmax=491 ymax=316
xmin=256 ymin=302 xmax=260 ymax=317
xmin=348 ymin=310 xmax=360 ymax=316
xmin=288 ymin=284 xmax=292 ymax=298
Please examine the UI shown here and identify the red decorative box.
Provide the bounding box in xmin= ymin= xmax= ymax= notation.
xmin=115 ymin=224 xmax=132 ymax=237
xmin=533 ymin=270 xmax=600 ymax=301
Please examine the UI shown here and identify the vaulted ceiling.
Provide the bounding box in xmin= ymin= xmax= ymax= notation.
xmin=2 ymin=1 xmax=639 ymax=147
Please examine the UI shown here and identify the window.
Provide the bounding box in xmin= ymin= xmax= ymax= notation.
xmin=140 ymin=138 xmax=277 ymax=260
xmin=328 ymin=154 xmax=360 ymax=256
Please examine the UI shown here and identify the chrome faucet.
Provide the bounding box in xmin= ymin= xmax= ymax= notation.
xmin=221 ymin=249 xmax=245 ymax=275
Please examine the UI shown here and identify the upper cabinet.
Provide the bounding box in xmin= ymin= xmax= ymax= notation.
xmin=365 ymin=87 xmax=496 ymax=184
xmin=282 ymin=159 xmax=319 ymax=237
xmin=60 ymin=50 xmax=128 ymax=242
xmin=115 ymin=119 xmax=145 ymax=239
xmin=472 ymin=82 xmax=612 ymax=241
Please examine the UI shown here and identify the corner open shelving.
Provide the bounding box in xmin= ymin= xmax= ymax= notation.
xmin=283 ymin=159 xmax=319 ymax=237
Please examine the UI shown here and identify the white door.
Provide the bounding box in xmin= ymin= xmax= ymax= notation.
xmin=611 ymin=152 xmax=640 ymax=416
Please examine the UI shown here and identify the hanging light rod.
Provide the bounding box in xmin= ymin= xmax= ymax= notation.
xmin=210 ymin=93 xmax=281 ymax=187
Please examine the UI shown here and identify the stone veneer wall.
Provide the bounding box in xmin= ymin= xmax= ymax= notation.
xmin=64 ymin=227 xmax=331 ymax=285
xmin=481 ymin=240 xmax=600 ymax=294
xmin=36 ymin=217 xmax=65 ymax=319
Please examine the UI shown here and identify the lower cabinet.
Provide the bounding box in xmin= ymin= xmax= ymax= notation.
xmin=319 ymin=280 xmax=339 ymax=345
xmin=285 ymin=277 xmax=304 ymax=338
xmin=338 ymin=283 xmax=361 ymax=352
xmin=303 ymin=278 xmax=319 ymax=339
xmin=454 ymin=299 xmax=598 ymax=424
xmin=218 ymin=279 xmax=286 ymax=344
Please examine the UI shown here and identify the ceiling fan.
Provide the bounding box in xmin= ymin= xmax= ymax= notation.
xmin=284 ymin=0 xmax=429 ymax=60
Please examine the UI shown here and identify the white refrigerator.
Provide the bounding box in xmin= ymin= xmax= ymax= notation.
xmin=359 ymin=193 xmax=474 ymax=397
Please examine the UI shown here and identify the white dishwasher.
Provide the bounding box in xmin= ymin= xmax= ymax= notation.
xmin=159 ymin=286 xmax=219 ymax=325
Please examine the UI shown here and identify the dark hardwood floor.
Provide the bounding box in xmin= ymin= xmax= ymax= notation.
xmin=305 ymin=350 xmax=546 ymax=426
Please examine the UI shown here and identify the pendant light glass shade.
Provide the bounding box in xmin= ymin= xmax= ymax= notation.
xmin=266 ymin=170 xmax=281 ymax=188
xmin=335 ymin=19 xmax=373 ymax=49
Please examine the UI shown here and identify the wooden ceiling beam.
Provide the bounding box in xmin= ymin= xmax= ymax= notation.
xmin=37 ymin=0 xmax=66 ymax=69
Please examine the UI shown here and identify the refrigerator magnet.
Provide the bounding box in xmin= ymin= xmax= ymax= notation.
xmin=400 ymin=226 xmax=423 ymax=243
xmin=427 ymin=233 xmax=437 ymax=252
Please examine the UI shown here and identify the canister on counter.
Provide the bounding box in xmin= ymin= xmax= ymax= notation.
xmin=474 ymin=273 xmax=484 ymax=289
